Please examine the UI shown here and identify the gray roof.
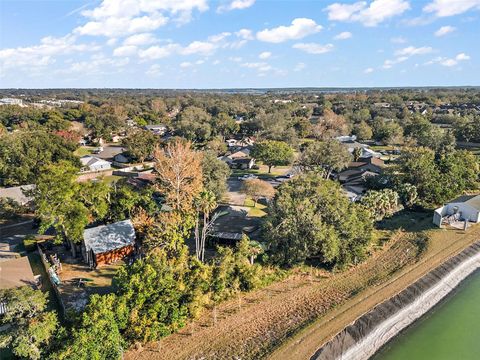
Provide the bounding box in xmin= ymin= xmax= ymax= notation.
xmin=0 ymin=184 xmax=35 ymax=205
xmin=450 ymin=194 xmax=480 ymax=211
xmin=0 ymin=257 xmax=36 ymax=289
xmin=83 ymin=220 xmax=135 ymax=255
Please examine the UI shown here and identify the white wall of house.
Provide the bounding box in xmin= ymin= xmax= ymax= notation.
xmin=433 ymin=203 xmax=480 ymax=227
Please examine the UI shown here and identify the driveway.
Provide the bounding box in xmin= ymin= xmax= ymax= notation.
xmin=226 ymin=178 xmax=246 ymax=206
xmin=0 ymin=220 xmax=36 ymax=262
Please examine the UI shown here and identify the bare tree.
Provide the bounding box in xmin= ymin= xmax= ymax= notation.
xmin=154 ymin=139 xmax=203 ymax=212
xmin=241 ymin=179 xmax=275 ymax=207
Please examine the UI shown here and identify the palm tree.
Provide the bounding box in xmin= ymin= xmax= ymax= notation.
xmin=194 ymin=190 xmax=217 ymax=262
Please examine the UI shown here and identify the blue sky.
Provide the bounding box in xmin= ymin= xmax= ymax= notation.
xmin=0 ymin=0 xmax=479 ymax=88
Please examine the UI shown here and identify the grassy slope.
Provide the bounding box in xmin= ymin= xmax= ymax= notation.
xmin=126 ymin=211 xmax=466 ymax=360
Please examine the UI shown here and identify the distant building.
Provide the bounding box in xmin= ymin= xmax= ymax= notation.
xmin=0 ymin=98 xmax=23 ymax=106
xmin=144 ymin=124 xmax=167 ymax=135
xmin=82 ymin=220 xmax=136 ymax=268
xmin=0 ymin=184 xmax=35 ymax=206
xmin=80 ymin=155 xmax=111 ymax=172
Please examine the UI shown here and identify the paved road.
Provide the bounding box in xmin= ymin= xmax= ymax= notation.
xmin=226 ymin=178 xmax=246 ymax=205
xmin=0 ymin=220 xmax=36 ymax=262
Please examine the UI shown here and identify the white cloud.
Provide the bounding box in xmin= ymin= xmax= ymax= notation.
xmin=383 ymin=56 xmax=408 ymax=69
xmin=0 ymin=35 xmax=99 ymax=70
xmin=146 ymin=64 xmax=163 ymax=76
xmin=334 ymin=31 xmax=352 ymax=40
xmin=139 ymin=44 xmax=180 ymax=59
xmin=241 ymin=62 xmax=272 ymax=72
xmin=425 ymin=53 xmax=470 ymax=67
xmin=259 ymin=51 xmax=272 ymax=59
xmin=256 ymin=18 xmax=322 ymax=43
xmin=235 ymin=28 xmax=254 ymax=40
xmin=424 ymin=0 xmax=480 ymax=17
xmin=74 ymin=0 xmax=209 ymax=37
xmin=294 ymin=62 xmax=306 ymax=72
xmin=180 ymin=61 xmax=193 ymax=68
xmin=123 ymin=33 xmax=157 ymax=46
xmin=208 ymin=32 xmax=232 ymax=43
xmin=395 ymin=46 xmax=433 ymax=56
xmin=325 ymin=1 xmax=366 ymax=21
xmin=113 ymin=45 xmax=137 ymax=57
xmin=180 ymin=41 xmax=217 ymax=55
xmin=434 ymin=25 xmax=456 ymax=37
xmin=325 ymin=0 xmax=410 ymax=27
xmin=293 ymin=43 xmax=334 ymax=54
xmin=456 ymin=53 xmax=470 ymax=61
xmin=74 ymin=14 xmax=168 ymax=37
xmin=364 ymin=67 xmax=374 ymax=73
xmin=218 ymin=0 xmax=255 ymax=12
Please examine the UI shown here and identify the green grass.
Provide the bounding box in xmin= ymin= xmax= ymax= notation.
xmin=74 ymin=146 xmax=95 ymax=157
xmin=100 ymin=175 xmax=122 ymax=184
xmin=244 ymin=198 xmax=267 ymax=217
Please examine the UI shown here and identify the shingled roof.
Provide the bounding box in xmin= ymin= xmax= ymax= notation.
xmin=83 ymin=220 xmax=135 ymax=255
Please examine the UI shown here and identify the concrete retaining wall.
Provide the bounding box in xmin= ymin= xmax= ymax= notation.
xmin=312 ymin=241 xmax=480 ymax=360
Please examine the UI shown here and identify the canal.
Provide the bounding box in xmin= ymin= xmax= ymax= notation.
xmin=374 ymin=270 xmax=480 ymax=360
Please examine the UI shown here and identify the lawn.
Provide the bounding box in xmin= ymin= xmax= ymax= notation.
xmin=232 ymin=164 xmax=291 ymax=178
xmin=74 ymin=146 xmax=95 ymax=157
xmin=100 ymin=175 xmax=122 ymax=184
xmin=244 ymin=198 xmax=267 ymax=217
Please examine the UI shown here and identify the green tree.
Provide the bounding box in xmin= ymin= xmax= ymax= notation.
xmin=298 ymin=140 xmax=352 ymax=178
xmin=122 ymin=129 xmax=158 ymax=162
xmin=56 ymin=294 xmax=124 ymax=360
xmin=114 ymin=246 xmax=210 ymax=343
xmin=33 ymin=161 xmax=88 ymax=256
xmin=360 ymin=189 xmax=400 ymax=221
xmin=0 ymin=131 xmax=79 ymax=186
xmin=353 ymin=120 xmax=373 ymax=140
xmin=264 ymin=174 xmax=372 ymax=267
xmin=392 ymin=147 xmax=479 ymax=206
xmin=175 ymin=106 xmax=212 ymax=142
xmin=0 ymin=287 xmax=58 ymax=360
xmin=251 ymin=140 xmax=294 ymax=173
xmin=202 ymin=151 xmax=231 ymax=201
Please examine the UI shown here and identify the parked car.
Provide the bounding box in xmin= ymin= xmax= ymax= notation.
xmin=238 ymin=174 xmax=258 ymax=180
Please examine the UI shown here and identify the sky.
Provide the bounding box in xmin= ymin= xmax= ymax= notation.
xmin=0 ymin=0 xmax=479 ymax=88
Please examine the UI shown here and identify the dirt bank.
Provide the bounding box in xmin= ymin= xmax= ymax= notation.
xmin=125 ymin=221 xmax=480 ymax=360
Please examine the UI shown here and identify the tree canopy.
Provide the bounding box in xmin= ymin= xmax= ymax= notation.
xmin=264 ymin=174 xmax=373 ymax=268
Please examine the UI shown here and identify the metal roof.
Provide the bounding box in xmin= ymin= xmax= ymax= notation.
xmin=0 ymin=184 xmax=34 ymax=205
xmin=83 ymin=220 xmax=135 ymax=255
xmin=450 ymin=194 xmax=480 ymax=211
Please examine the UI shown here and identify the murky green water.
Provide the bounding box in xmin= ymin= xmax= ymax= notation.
xmin=374 ymin=270 xmax=480 ymax=360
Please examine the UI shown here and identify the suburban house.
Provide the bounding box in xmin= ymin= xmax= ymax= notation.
xmin=0 ymin=257 xmax=38 ymax=290
xmin=433 ymin=195 xmax=480 ymax=227
xmin=144 ymin=124 xmax=167 ymax=135
xmin=0 ymin=184 xmax=35 ymax=206
xmin=220 ymin=146 xmax=256 ymax=170
xmin=80 ymin=155 xmax=112 ymax=172
xmin=82 ymin=219 xmax=136 ymax=268
xmin=338 ymin=157 xmax=385 ymax=201
xmin=231 ymin=157 xmax=255 ymax=170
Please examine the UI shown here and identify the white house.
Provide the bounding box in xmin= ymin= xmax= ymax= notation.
xmin=144 ymin=124 xmax=167 ymax=135
xmin=80 ymin=156 xmax=111 ymax=172
xmin=433 ymin=195 xmax=480 ymax=227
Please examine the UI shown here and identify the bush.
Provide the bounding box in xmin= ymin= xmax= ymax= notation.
xmin=23 ymin=236 xmax=38 ymax=252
